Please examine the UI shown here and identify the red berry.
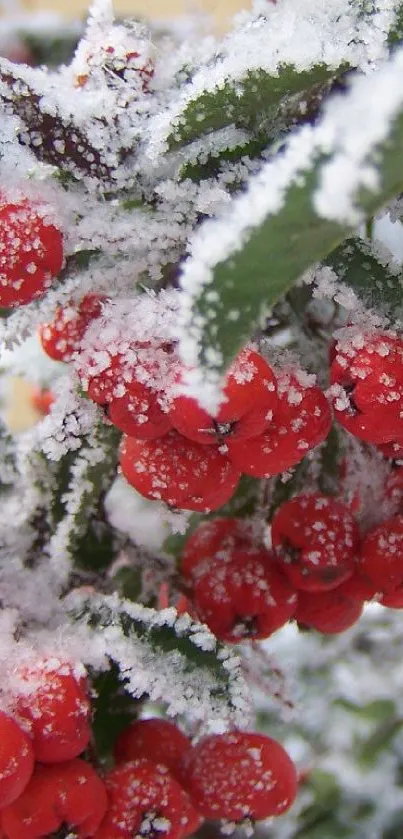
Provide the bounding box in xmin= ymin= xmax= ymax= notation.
xmin=119 ymin=430 xmax=240 ymax=512
xmin=330 ymin=330 xmax=403 ymax=444
xmin=194 ymin=553 xmax=297 ymax=642
xmin=169 ymin=348 xmax=278 ymax=445
xmin=271 ymin=494 xmax=359 ymax=592
xmin=82 ymin=352 xmax=124 ymax=405
xmin=358 ymin=514 xmax=403 ymax=593
xmin=30 ymin=387 xmax=55 ymax=416
xmin=39 ymin=294 xmax=105 ymax=362
xmin=13 ymin=659 xmax=91 ymax=763
xmin=0 ymin=711 xmax=34 ymax=809
xmin=0 ymin=197 xmax=63 ymax=307
xmin=114 ymin=718 xmax=192 ymax=785
xmin=181 ymin=518 xmax=244 ymax=582
xmin=379 ymin=586 xmax=403 ymax=608
xmin=78 ymin=342 xmax=175 ymax=441
xmin=227 ymin=371 xmax=331 ymax=477
xmin=0 ymin=759 xmax=107 ymax=839
xmin=108 ymin=380 xmax=172 ymax=439
xmin=183 ymin=732 xmax=297 ymax=821
xmin=94 ymin=759 xmax=202 ymax=839
xmin=339 ymin=569 xmax=377 ymax=601
xmin=181 ymin=519 xmax=297 ymax=642
xmin=296 ymin=588 xmax=363 ymax=633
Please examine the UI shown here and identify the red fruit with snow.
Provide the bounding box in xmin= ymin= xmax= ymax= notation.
xmin=271 ymin=494 xmax=359 ymax=592
xmin=330 ymin=330 xmax=403 ymax=444
xmin=168 ymin=348 xmax=278 ymax=445
xmin=183 ymin=731 xmax=297 ymax=821
xmin=13 ymin=659 xmax=91 ymax=763
xmin=181 ymin=518 xmax=297 ymax=642
xmin=0 ymin=711 xmax=34 ymax=809
xmin=39 ymin=294 xmax=105 ymax=362
xmin=119 ymin=430 xmax=240 ymax=511
xmin=108 ymin=379 xmax=172 ymax=439
xmin=358 ymin=514 xmax=403 ymax=593
xmin=296 ymin=587 xmax=364 ymax=634
xmin=0 ymin=197 xmax=63 ymax=307
xmin=114 ymin=718 xmax=193 ymax=784
xmin=94 ymin=759 xmax=202 ymax=839
xmin=78 ymin=341 xmax=175 ymax=438
xmin=181 ymin=517 xmax=244 ymax=583
xmin=227 ymin=370 xmax=331 ymax=477
xmin=81 ymin=352 xmax=124 ymax=405
xmin=0 ymin=759 xmax=107 ymax=839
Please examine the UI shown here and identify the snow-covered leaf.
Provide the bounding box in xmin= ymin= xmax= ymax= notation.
xmin=69 ymin=591 xmax=251 ymax=727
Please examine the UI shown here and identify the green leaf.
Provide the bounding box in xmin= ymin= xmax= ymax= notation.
xmin=324 ymin=236 xmax=403 ymax=317
xmin=46 ymin=419 xmax=120 ymax=573
xmin=388 ymin=3 xmax=403 ymax=48
xmin=90 ymin=663 xmax=140 ymax=762
xmin=335 ymin=698 xmax=396 ymax=722
xmin=357 ymin=717 xmax=403 ymax=767
xmin=168 ymin=64 xmax=343 ymax=149
xmin=180 ymin=52 xmax=403 ymax=378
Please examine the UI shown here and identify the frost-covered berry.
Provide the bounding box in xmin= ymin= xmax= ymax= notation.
xmin=358 ymin=514 xmax=403 ymax=593
xmin=296 ymin=586 xmax=364 ymax=634
xmin=114 ymin=718 xmax=192 ymax=784
xmin=108 ymin=379 xmax=172 ymax=439
xmin=0 ymin=197 xmax=63 ymax=307
xmin=181 ymin=518 xmax=297 ymax=642
xmin=271 ymin=494 xmax=359 ymax=592
xmin=39 ymin=293 xmax=105 ymax=362
xmin=119 ymin=430 xmax=240 ymax=511
xmin=94 ymin=759 xmax=203 ymax=839
xmin=0 ymin=759 xmax=107 ymax=839
xmin=13 ymin=659 xmax=91 ymax=763
xmin=330 ymin=330 xmax=403 ymax=444
xmin=183 ymin=731 xmax=297 ymax=821
xmin=78 ymin=341 xmax=174 ymax=439
xmin=181 ymin=518 xmax=245 ymax=583
xmin=0 ymin=711 xmax=34 ymax=809
xmin=227 ymin=371 xmax=331 ymax=477
xmin=79 ymin=351 xmax=124 ymax=405
xmin=169 ymin=348 xmax=278 ymax=445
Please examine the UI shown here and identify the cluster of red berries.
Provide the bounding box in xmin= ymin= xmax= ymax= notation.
xmin=97 ymin=717 xmax=297 ymax=836
xmin=0 ymin=658 xmax=104 ymax=839
xmin=39 ymin=294 xmax=331 ymax=511
xmin=179 ymin=485 xmax=403 ymax=640
xmin=330 ymin=328 xmax=403 ymax=456
xmin=0 ymin=195 xmax=63 ymax=308
xmin=0 ymin=686 xmax=297 ymax=838
xmin=118 ymin=354 xmax=331 ymax=512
